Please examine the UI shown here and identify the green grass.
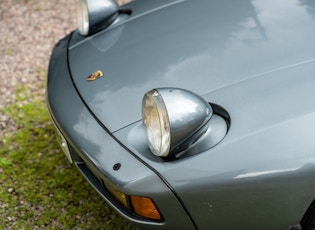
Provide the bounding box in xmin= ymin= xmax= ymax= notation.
xmin=0 ymin=86 xmax=135 ymax=229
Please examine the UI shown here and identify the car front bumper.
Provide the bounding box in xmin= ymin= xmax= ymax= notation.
xmin=46 ymin=33 xmax=195 ymax=229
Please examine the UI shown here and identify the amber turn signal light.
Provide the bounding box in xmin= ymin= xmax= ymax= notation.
xmin=130 ymin=196 xmax=162 ymax=221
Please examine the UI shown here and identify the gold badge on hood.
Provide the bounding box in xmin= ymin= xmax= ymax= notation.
xmin=86 ymin=70 xmax=103 ymax=81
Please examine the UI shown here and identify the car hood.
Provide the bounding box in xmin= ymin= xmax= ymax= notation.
xmin=68 ymin=0 xmax=315 ymax=133
xmin=67 ymin=1 xmax=315 ymax=226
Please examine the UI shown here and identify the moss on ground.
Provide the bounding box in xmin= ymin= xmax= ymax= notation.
xmin=0 ymin=86 xmax=135 ymax=229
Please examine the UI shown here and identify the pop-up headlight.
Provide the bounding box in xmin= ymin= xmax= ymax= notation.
xmin=77 ymin=0 xmax=119 ymax=36
xmin=142 ymin=88 xmax=213 ymax=157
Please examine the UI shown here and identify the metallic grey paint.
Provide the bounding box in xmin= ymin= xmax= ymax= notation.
xmin=69 ymin=0 xmax=315 ymax=132
xmin=47 ymin=0 xmax=315 ymax=229
xmin=47 ymin=36 xmax=194 ymax=229
xmin=115 ymin=60 xmax=315 ymax=228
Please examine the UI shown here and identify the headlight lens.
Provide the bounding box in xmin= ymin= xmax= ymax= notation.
xmin=142 ymin=89 xmax=171 ymax=157
xmin=77 ymin=0 xmax=89 ymax=36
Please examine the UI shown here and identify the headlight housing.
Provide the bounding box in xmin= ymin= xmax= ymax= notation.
xmin=142 ymin=88 xmax=213 ymax=157
xmin=77 ymin=0 xmax=119 ymax=36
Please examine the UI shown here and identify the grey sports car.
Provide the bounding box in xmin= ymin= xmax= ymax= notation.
xmin=46 ymin=0 xmax=315 ymax=229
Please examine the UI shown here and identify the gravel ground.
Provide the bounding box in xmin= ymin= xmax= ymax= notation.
xmin=0 ymin=0 xmax=77 ymax=138
xmin=0 ymin=0 xmax=129 ymax=140
xmin=0 ymin=0 xmax=77 ymax=106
